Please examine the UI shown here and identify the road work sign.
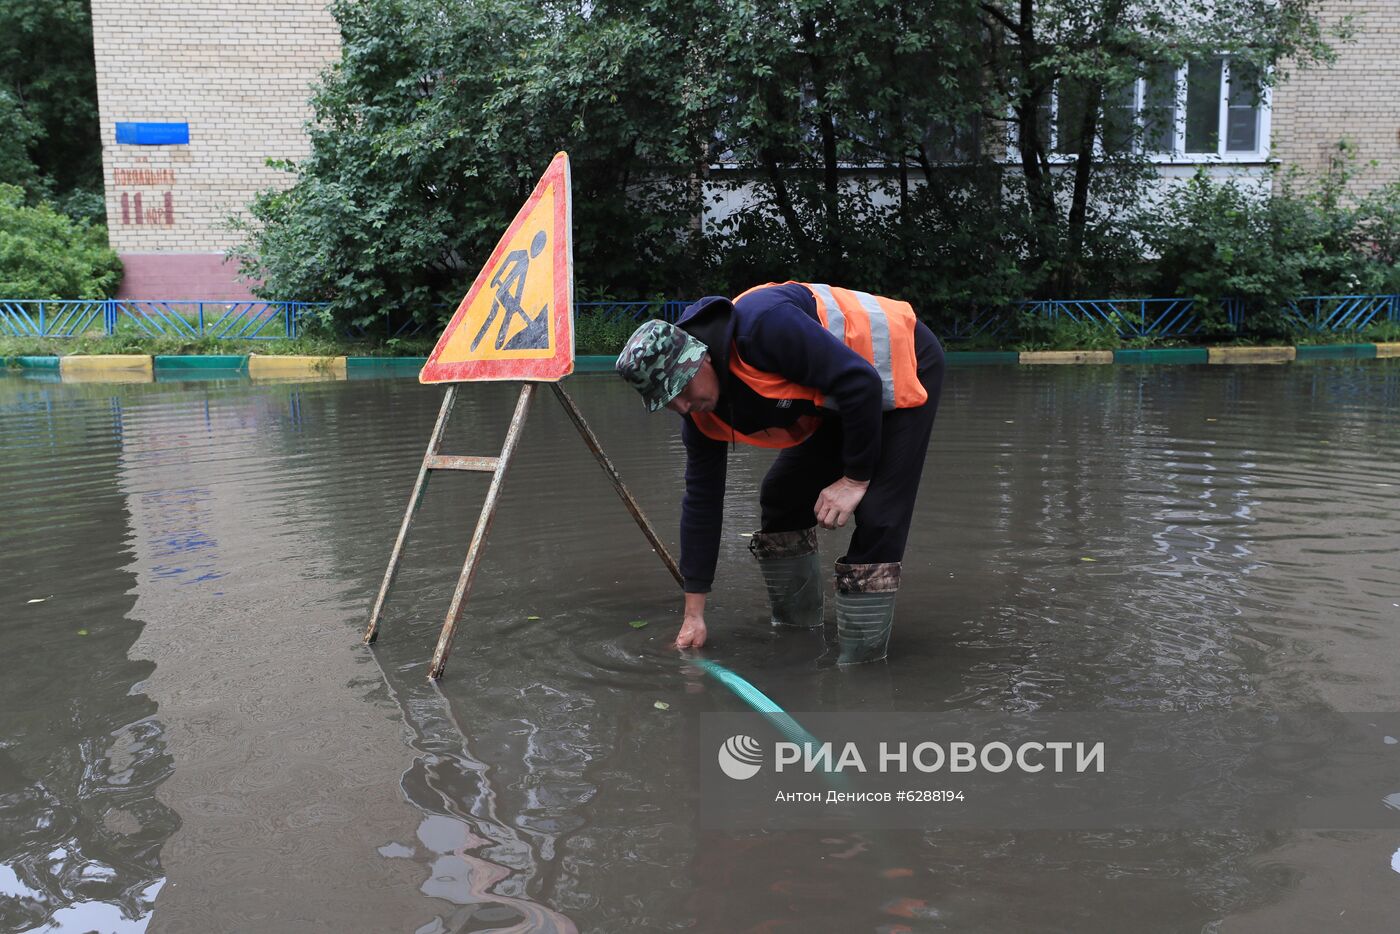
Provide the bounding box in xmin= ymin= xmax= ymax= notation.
xmin=421 ymin=152 xmax=574 ymax=383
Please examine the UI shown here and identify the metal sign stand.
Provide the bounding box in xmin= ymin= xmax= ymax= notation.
xmin=364 ymin=380 xmax=681 ymax=680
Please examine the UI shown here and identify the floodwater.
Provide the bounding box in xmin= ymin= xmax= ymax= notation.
xmin=2 ymin=360 xmax=1399 ymax=933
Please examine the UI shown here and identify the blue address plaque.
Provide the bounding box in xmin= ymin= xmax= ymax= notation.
xmin=115 ymin=122 xmax=190 ymax=145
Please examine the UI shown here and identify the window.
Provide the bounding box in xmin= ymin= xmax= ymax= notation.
xmin=1141 ymin=62 xmax=1177 ymax=153
xmin=924 ymin=116 xmax=981 ymax=163
xmin=1184 ymin=57 xmax=1225 ymax=152
xmin=1225 ymin=61 xmax=1263 ymax=152
xmin=1014 ymin=57 xmax=1268 ymax=160
xmin=1101 ymin=82 xmax=1137 ymax=154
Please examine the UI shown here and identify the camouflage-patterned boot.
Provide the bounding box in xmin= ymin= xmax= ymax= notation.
xmin=835 ymin=561 xmax=900 ymax=665
xmin=749 ymin=528 xmax=824 ymax=629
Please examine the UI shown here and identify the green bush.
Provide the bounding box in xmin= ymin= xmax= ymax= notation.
xmin=1363 ymin=319 xmax=1400 ymax=343
xmin=0 ymin=184 xmax=121 ymax=298
xmin=574 ymin=312 xmax=642 ymax=355
xmin=1143 ymin=157 xmax=1400 ymax=336
xmin=1012 ymin=311 xmax=1123 ymax=352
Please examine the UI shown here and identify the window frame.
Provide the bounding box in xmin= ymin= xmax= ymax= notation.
xmin=1009 ymin=57 xmax=1272 ymax=165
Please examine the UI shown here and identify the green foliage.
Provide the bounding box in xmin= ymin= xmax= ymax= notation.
xmin=1143 ymin=156 xmax=1400 ymax=335
xmin=237 ymin=0 xmax=706 ymax=331
xmin=695 ymin=0 xmax=988 ymax=293
xmin=0 ymin=91 xmax=44 ymax=197
xmin=574 ymin=312 xmax=644 ymax=355
xmin=1362 ymin=320 xmax=1400 ymax=343
xmin=0 ymin=185 xmax=121 ymax=299
xmin=1013 ymin=312 xmax=1123 ymax=351
xmin=982 ymin=0 xmax=1337 ymax=296
xmin=240 ymin=0 xmax=1338 ymax=335
xmin=0 ymin=0 xmax=103 ymax=218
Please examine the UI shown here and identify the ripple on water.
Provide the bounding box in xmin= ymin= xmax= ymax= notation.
xmin=4 ymin=362 xmax=1400 ymax=930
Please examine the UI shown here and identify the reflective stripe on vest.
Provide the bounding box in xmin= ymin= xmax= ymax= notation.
xmin=804 ymin=283 xmax=924 ymax=410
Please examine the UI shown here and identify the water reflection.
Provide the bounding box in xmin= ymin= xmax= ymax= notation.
xmin=0 ymin=381 xmax=176 ymax=934
xmin=3 ymin=359 xmax=1399 ymax=931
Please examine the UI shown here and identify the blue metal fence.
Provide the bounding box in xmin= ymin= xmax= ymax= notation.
xmin=2 ymin=295 xmax=1396 ymax=342
xmin=0 ymin=299 xmax=695 ymax=341
xmin=1279 ymin=294 xmax=1399 ymax=333
xmin=1027 ymin=297 xmax=1202 ymax=338
xmin=0 ymin=299 xmax=322 ymax=340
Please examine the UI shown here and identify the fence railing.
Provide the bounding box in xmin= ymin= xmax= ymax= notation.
xmin=952 ymin=294 xmax=1398 ymax=341
xmin=0 ymin=299 xmax=323 ymax=340
xmin=1029 ymin=298 xmax=1202 ymax=338
xmin=1279 ymin=294 xmax=1398 ymax=333
xmin=2 ymin=295 xmax=1396 ymax=342
xmin=0 ymin=299 xmax=692 ymax=341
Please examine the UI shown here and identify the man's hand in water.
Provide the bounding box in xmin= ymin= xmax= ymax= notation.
xmin=676 ymin=614 xmax=707 ymax=648
xmin=677 ymin=591 xmax=708 ymax=648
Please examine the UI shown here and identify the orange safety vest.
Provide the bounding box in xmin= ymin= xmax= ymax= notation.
xmin=690 ymin=282 xmax=928 ymax=449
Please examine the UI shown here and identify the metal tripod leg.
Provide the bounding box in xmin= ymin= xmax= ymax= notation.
xmin=367 ymin=377 xmax=683 ymax=681
xmin=364 ymin=386 xmax=458 ymax=644
xmin=428 ymin=383 xmax=535 ymax=679
xmin=550 ymin=382 xmax=682 ymax=587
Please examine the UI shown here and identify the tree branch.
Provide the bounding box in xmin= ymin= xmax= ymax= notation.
xmin=978 ymin=2 xmax=1026 ymax=38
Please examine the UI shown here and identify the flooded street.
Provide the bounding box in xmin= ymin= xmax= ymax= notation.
xmin=3 ymin=361 xmax=1399 ymax=932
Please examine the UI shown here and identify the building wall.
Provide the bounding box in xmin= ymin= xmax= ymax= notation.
xmin=1271 ymin=0 xmax=1400 ymax=196
xmin=90 ymin=1 xmax=340 ymax=298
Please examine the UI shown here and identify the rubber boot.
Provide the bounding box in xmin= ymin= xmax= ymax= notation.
xmin=835 ymin=561 xmax=900 ymax=665
xmin=749 ymin=528 xmax=823 ymax=629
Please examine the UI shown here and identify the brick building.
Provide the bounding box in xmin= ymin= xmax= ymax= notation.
xmin=1270 ymin=0 xmax=1400 ymax=197
xmin=90 ymin=0 xmax=339 ymax=299
xmin=89 ymin=1 xmax=1397 ymax=299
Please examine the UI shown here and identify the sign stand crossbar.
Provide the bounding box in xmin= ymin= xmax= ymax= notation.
xmin=364 ymin=381 xmax=681 ymax=680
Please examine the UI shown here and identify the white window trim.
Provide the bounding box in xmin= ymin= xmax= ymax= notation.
xmin=1006 ymin=57 xmax=1273 ymax=166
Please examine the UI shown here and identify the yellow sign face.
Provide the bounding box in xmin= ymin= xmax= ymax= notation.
xmin=439 ymin=187 xmax=556 ymax=362
xmin=421 ymin=152 xmax=574 ymax=383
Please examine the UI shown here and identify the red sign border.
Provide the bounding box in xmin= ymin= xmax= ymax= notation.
xmin=420 ymin=152 xmax=574 ymax=383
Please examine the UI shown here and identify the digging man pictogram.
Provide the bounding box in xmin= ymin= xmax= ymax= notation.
xmin=470 ymin=230 xmax=551 ymax=352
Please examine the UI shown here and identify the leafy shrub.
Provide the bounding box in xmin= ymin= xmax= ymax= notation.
xmin=1013 ymin=311 xmax=1123 ymax=351
xmin=1143 ymin=156 xmax=1400 ymax=336
xmin=574 ymin=312 xmax=642 ymax=355
xmin=0 ymin=184 xmax=121 ymax=298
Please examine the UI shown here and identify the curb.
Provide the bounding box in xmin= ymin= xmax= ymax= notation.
xmin=59 ymin=354 xmax=153 ymax=382
xmin=574 ymin=355 xmax=620 ymax=372
xmin=11 ymin=355 xmax=61 ymax=369
xmin=1293 ymin=343 xmax=1377 ymax=360
xmin=7 ymin=345 xmax=1398 ymax=383
xmin=247 ymin=354 xmax=347 ymax=379
xmin=155 ymin=354 xmax=249 ymax=371
xmin=946 ymin=351 xmax=1019 ymax=366
xmin=1019 ymin=350 xmax=1114 ymax=365
xmin=1207 ymin=346 xmax=1296 ymax=364
xmin=1113 ymin=348 xmax=1209 ymax=364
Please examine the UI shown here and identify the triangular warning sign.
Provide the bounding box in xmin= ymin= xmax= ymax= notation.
xmin=421 ymin=152 xmax=574 ymax=383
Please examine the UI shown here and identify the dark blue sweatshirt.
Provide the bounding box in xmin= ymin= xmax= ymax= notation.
xmin=675 ymin=282 xmax=884 ymax=593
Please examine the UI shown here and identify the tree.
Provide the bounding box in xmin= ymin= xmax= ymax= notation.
xmin=0 ymin=0 xmax=104 ymax=219
xmin=693 ymin=0 xmax=988 ymax=290
xmin=237 ymin=0 xmax=704 ymax=330
xmin=980 ymin=0 xmax=1336 ymax=295
xmin=243 ymin=0 xmax=1343 ymax=330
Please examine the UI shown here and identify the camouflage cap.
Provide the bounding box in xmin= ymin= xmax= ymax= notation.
xmin=615 ymin=319 xmax=709 ymax=412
